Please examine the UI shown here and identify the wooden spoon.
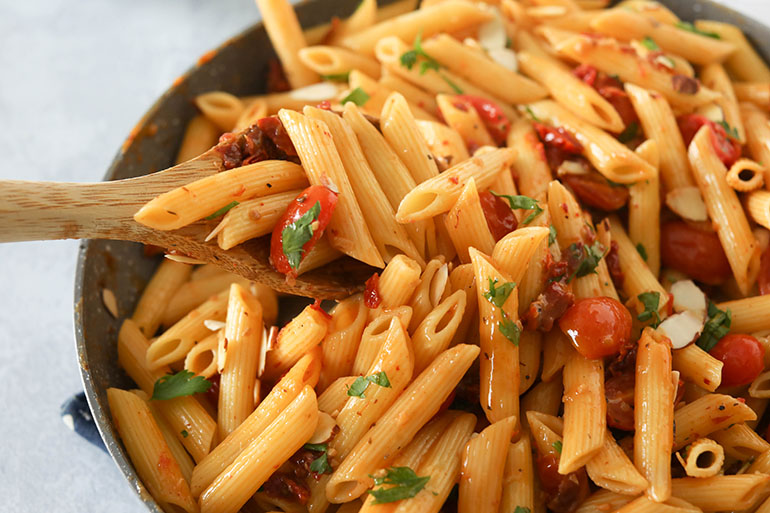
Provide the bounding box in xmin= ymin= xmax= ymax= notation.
xmin=0 ymin=135 xmax=373 ymax=299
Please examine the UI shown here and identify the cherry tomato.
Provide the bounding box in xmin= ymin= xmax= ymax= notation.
xmin=710 ymin=334 xmax=765 ymax=388
xmin=560 ymin=172 xmax=629 ymax=211
xmin=677 ymin=114 xmax=741 ymax=167
xmin=455 ymin=95 xmax=511 ymax=145
xmin=478 ymin=191 xmax=518 ymax=241
xmin=270 ymin=185 xmax=338 ymax=275
xmin=533 ymin=122 xmax=584 ymax=154
xmin=363 ymin=273 xmax=382 ymax=309
xmin=660 ymin=221 xmax=731 ymax=285
xmin=558 ymin=297 xmax=632 ymax=359
xmin=573 ymin=64 xmax=598 ymax=87
xmin=536 ymin=454 xmax=590 ymax=513
xmin=597 ymin=86 xmax=639 ymax=130
xmin=605 ymin=372 xmax=635 ymax=431
xmin=759 ymin=246 xmax=770 ymax=296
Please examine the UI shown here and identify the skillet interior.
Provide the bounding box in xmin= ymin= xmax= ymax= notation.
xmin=73 ymin=1 xmax=770 ymax=510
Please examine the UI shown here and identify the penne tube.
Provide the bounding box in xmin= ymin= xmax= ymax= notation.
xmin=175 ymin=115 xmax=220 ymax=164
xmin=436 ymin=94 xmax=495 ymax=150
xmin=381 ymin=74 xmax=439 ymax=116
xmin=376 ymin=255 xmax=423 ymax=310
xmin=735 ymin=82 xmax=770 ymax=109
xmin=339 ymin=0 xmax=492 ymax=56
xmin=672 ymin=344 xmax=723 ymax=392
xmin=242 ymin=83 xmax=346 ymax=114
xmin=448 ymin=262 xmax=478 ymax=346
xmin=444 ymin=178 xmax=496 ymax=263
xmin=526 ymin=100 xmax=654 ymax=184
xmin=586 ymin=431 xmax=648 ymax=496
xmin=518 ymin=330 xmax=542 ymax=394
xmin=396 ymin=147 xmax=516 ymax=222
xmin=555 ymin=34 xmax=721 ymax=112
xmin=540 ymin=329 xmax=571 ymax=383
xmin=107 ymin=388 xmax=198 ymax=513
xmin=304 ymin=105 xmax=423 ymax=265
xmin=325 ymin=344 xmax=480 ymax=503
xmin=254 ymin=0 xmax=318 ymax=88
xmin=458 ymin=417 xmax=518 ymax=513
xmin=298 ymin=45 xmax=381 ymax=80
xmin=670 ymin=474 xmax=770 ymax=512
xmin=500 ymin=434 xmax=537 ymax=513
xmin=416 ymin=119 xmax=469 ymax=172
xmin=700 ymin=63 xmax=745 ymax=143
xmin=263 ymin=304 xmax=329 ymax=380
xmin=412 ymin=290 xmax=466 ymax=375
xmin=233 ymin=98 xmax=268 ymax=132
xmin=147 ymin=291 xmax=229 ymax=370
xmin=695 ymin=20 xmax=770 ymax=82
xmin=195 ymin=91 xmax=244 ymax=132
xmin=134 ymin=160 xmax=308 ymax=231
xmin=278 ymin=108 xmax=383 ymax=267
xmin=132 ymin=259 xmax=192 ymax=337
xmin=216 ymin=189 xmax=300 ymax=250
xmin=521 ymin=371 xmax=564 ymax=422
xmin=615 ymin=496 xmax=703 ymax=512
xmin=353 ymin=306 xmax=413 ymax=375
xmin=318 ymin=376 xmax=358 ymax=417
xmin=161 ymin=273 xmax=250 ymax=327
xmin=199 ymin=386 xmax=318 ymax=513
xmin=673 ymin=393 xmax=757 ymax=450
xmin=325 ymin=0 xmax=377 ymax=44
xmin=675 ymin=438 xmax=724 ymax=478
xmin=518 ymin=51 xmax=624 ymax=133
xmin=590 ymin=9 xmax=736 ymax=65
xmin=576 ymin=488 xmax=635 ymax=513
xmin=421 ymin=34 xmax=547 ymax=105
xmin=710 ymin=423 xmax=770 ymax=460
xmin=184 ymin=332 xmax=219 ymax=379
xmin=742 ymin=103 xmax=770 ymax=188
xmin=507 ymin=117 xmax=552 ymax=201
xmin=348 ymin=69 xmax=437 ymax=121
xmin=319 ymin=294 xmax=367 ymax=391
xmin=143 ymin=392 xmax=195 ymax=485
xmin=688 ymin=125 xmax=760 ymax=296
xmin=470 ymin=248 xmax=521 ymax=424
xmin=628 ymin=146 xmax=661 ymax=276
xmin=727 ymin=158 xmax=765 ymax=192
xmin=190 ymin=352 xmax=320 ymax=496
xmin=492 ymin=227 xmax=551 ymax=284
xmin=218 ymin=283 xmax=263 ymax=438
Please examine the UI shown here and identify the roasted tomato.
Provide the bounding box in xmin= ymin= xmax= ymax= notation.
xmin=455 ymin=95 xmax=511 ymax=145
xmin=533 ymin=122 xmax=583 ymax=154
xmin=677 ymin=114 xmax=741 ymax=167
xmin=479 ymin=191 xmax=518 ymax=241
xmin=558 ymin=297 xmax=632 ymax=359
xmin=660 ymin=221 xmax=731 ymax=285
xmin=536 ymin=454 xmax=590 ymax=513
xmin=710 ymin=334 xmax=765 ymax=388
xmin=605 ymin=372 xmax=635 ymax=431
xmin=560 ymin=172 xmax=629 ymax=211
xmin=270 ymin=185 xmax=338 ymax=275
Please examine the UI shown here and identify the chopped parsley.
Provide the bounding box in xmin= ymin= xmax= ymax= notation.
xmin=441 ymin=75 xmax=463 ymax=94
xmin=676 ymin=21 xmax=721 ymax=39
xmin=282 ymin=201 xmax=321 ymax=270
xmin=617 ymin=121 xmax=639 ymax=144
xmin=641 ymin=36 xmax=660 ymax=51
xmin=151 ymin=370 xmax=212 ymax=401
xmin=552 ymin=440 xmax=563 ymax=454
xmin=499 ymin=316 xmax=521 ymax=346
xmin=400 ymin=31 xmax=441 ymax=75
xmin=697 ymin=301 xmax=732 ymax=352
xmin=368 ymin=466 xmax=430 ymax=504
xmin=549 ymin=225 xmax=558 ymax=246
xmin=320 ymin=72 xmax=350 ymax=82
xmin=718 ymin=120 xmax=740 ymax=140
xmin=491 ymin=192 xmax=543 ymax=225
xmin=566 ymin=241 xmax=606 ymax=282
xmin=636 ymin=242 xmax=648 ymax=262
xmin=181 ymin=430 xmax=189 ymax=438
xmin=483 ymin=278 xmax=521 ymax=345
xmin=347 ymin=371 xmax=392 ymax=398
xmin=524 ymin=105 xmax=540 ymax=122
xmin=637 ymin=291 xmax=662 ymax=328
xmin=514 ymin=508 xmax=532 ymax=513
xmin=303 ymin=443 xmax=333 ymax=474
xmin=204 ymin=201 xmax=239 ymax=220
xmin=341 ymin=87 xmax=370 ymax=106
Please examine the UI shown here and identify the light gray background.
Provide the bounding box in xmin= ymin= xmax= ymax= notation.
xmin=0 ymin=0 xmax=768 ymax=511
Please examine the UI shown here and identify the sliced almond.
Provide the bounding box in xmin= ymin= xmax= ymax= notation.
xmin=101 ymin=288 xmax=119 ymax=318
xmin=657 ymin=310 xmax=705 ymax=349
xmin=288 ymin=82 xmax=340 ymax=102
xmin=203 ymin=319 xmax=226 ymax=331
xmin=670 ymin=280 xmax=707 ymax=320
xmin=307 ymin=411 xmax=338 ymax=444
xmin=666 ymin=186 xmax=708 ymax=222
xmin=488 ymin=47 xmax=518 ymax=72
xmin=478 ymin=15 xmax=507 ymax=51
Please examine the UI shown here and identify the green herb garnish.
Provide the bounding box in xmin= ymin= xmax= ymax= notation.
xmin=205 ymin=201 xmax=239 ymax=220
xmin=641 ymin=36 xmax=660 ymax=51
xmin=552 ymin=440 xmax=563 ymax=454
xmin=342 ymin=87 xmax=370 ymax=106
xmin=441 ymin=74 xmax=463 ymax=94
xmin=676 ymin=21 xmax=721 ymax=39
xmin=718 ymin=120 xmax=740 ymax=140
xmin=368 ymin=467 xmax=430 ymax=504
xmin=637 ymin=291 xmax=662 ymax=328
xmin=617 ymin=121 xmax=639 ymax=144
xmin=282 ymin=201 xmax=321 ymax=270
xmin=491 ymin=191 xmax=543 ymax=225
xmin=483 ymin=277 xmax=516 ymax=308
xmin=499 ymin=315 xmax=521 ymax=346
xmin=347 ymin=371 xmax=392 ymax=398
xmin=524 ymin=105 xmax=540 ymax=122
xmin=514 ymin=508 xmax=532 ymax=513
xmin=321 ymin=72 xmax=351 ymax=82
xmin=697 ymin=301 xmax=732 ymax=352
xmin=181 ymin=430 xmax=189 ymax=438
xmin=636 ymin=242 xmax=648 ymax=262
xmin=566 ymin=241 xmax=606 ymax=282
xmin=151 ymin=370 xmax=212 ymax=401
xmin=304 ymin=443 xmax=334 ymax=474
xmin=549 ymin=225 xmax=557 ymax=246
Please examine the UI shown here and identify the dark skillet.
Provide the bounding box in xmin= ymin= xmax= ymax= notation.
xmin=73 ymin=0 xmax=770 ymax=510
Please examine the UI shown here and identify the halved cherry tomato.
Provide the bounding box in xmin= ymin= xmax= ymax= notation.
xmin=478 ymin=191 xmax=518 ymax=241
xmin=560 ymin=172 xmax=629 ymax=211
xmin=270 ymin=185 xmax=338 ymax=275
xmin=597 ymin=86 xmax=639 ymax=129
xmin=660 ymin=221 xmax=731 ymax=285
xmin=710 ymin=334 xmax=765 ymax=388
xmin=536 ymin=454 xmax=590 ymax=513
xmin=605 ymin=372 xmax=635 ymax=431
xmin=558 ymin=297 xmax=632 ymax=359
xmin=363 ymin=273 xmax=382 ymax=309
xmin=533 ymin=122 xmax=584 ymax=154
xmin=759 ymin=246 xmax=770 ymax=296
xmin=455 ymin=95 xmax=511 ymax=145
xmin=677 ymin=114 xmax=741 ymax=167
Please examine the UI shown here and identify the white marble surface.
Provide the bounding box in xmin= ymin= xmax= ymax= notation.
xmin=0 ymin=1 xmax=769 ymax=512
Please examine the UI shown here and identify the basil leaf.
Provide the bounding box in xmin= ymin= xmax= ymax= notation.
xmin=483 ymin=278 xmax=516 ymax=308
xmin=676 ymin=21 xmax=721 ymax=39
xmin=347 ymin=371 xmax=393 ymax=398
xmin=641 ymin=36 xmax=660 ymax=51
xmin=552 ymin=440 xmax=563 ymax=454
xmin=499 ymin=314 xmax=521 ymax=346
xmin=304 ymin=443 xmax=333 ymax=474
xmin=368 ymin=466 xmax=430 ymax=504
xmin=321 ymin=72 xmax=350 ymax=82
xmin=549 ymin=225 xmax=557 ymax=246
xmin=282 ymin=201 xmax=321 ymax=270
xmin=524 ymin=105 xmax=540 ymax=122
xmin=636 ymin=242 xmax=648 ymax=262
xmin=567 ymin=241 xmax=606 ymax=282
xmin=697 ymin=302 xmax=732 ymax=352
xmin=303 ymin=442 xmax=328 ymax=452
xmin=342 ymin=87 xmax=370 ymax=106
xmin=718 ymin=120 xmax=740 ymax=140
xmin=491 ymin=191 xmax=544 ymax=225
xmin=637 ymin=291 xmax=662 ymax=328
xmin=205 ymin=201 xmax=239 ymax=220
xmin=151 ymin=370 xmax=212 ymax=400
xmin=441 ymin=74 xmax=463 ymax=93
